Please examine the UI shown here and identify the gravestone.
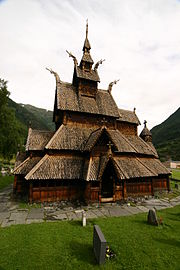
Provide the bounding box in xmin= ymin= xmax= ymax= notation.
xmin=82 ymin=211 xmax=86 ymax=226
xmin=93 ymin=225 xmax=107 ymax=264
xmin=147 ymin=208 xmax=158 ymax=226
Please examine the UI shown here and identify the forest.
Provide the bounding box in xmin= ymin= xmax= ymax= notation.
xmin=0 ymin=78 xmax=53 ymax=162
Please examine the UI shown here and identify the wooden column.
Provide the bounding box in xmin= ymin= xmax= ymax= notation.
xmin=123 ymin=180 xmax=127 ymax=199
xmin=13 ymin=176 xmax=17 ymax=194
xmin=99 ymin=181 xmax=102 ymax=203
xmin=85 ymin=182 xmax=91 ymax=203
xmin=113 ymin=178 xmax=116 ymax=202
xmin=167 ymin=177 xmax=170 ymax=192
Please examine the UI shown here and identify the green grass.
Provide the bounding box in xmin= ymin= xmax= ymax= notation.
xmin=0 ymin=206 xmax=180 ymax=270
xmin=0 ymin=175 xmax=14 ymax=190
xmin=171 ymin=169 xmax=180 ymax=180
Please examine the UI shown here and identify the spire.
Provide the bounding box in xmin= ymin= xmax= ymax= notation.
xmin=72 ymin=20 xmax=100 ymax=92
xmin=80 ymin=20 xmax=94 ymax=69
xmin=140 ymin=120 xmax=152 ymax=142
xmin=83 ymin=19 xmax=91 ymax=52
xmin=86 ymin=19 xmax=88 ymax=38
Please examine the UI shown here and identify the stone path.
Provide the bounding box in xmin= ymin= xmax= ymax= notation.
xmin=0 ymin=185 xmax=180 ymax=227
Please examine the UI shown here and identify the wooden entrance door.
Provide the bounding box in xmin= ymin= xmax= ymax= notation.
xmin=101 ymin=162 xmax=114 ymax=198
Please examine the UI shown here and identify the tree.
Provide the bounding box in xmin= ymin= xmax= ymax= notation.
xmin=0 ymin=79 xmax=9 ymax=109
xmin=0 ymin=78 xmax=26 ymax=160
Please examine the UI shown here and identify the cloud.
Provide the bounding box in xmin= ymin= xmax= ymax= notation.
xmin=0 ymin=0 xmax=180 ymax=129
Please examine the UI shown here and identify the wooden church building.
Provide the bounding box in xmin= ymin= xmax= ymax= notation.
xmin=13 ymin=23 xmax=170 ymax=203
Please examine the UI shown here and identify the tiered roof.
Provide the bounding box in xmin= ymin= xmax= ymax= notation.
xmin=14 ymin=22 xmax=170 ymax=184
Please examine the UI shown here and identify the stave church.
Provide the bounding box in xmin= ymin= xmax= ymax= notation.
xmin=13 ymin=23 xmax=170 ymax=203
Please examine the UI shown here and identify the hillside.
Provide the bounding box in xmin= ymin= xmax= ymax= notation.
xmin=8 ymin=98 xmax=54 ymax=131
xmin=151 ymin=107 xmax=180 ymax=161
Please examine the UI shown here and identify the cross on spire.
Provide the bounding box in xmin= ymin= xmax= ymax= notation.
xmin=107 ymin=141 xmax=113 ymax=151
xmin=144 ymin=120 xmax=147 ymax=127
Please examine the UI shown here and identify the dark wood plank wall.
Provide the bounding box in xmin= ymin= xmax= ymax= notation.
xmin=117 ymin=122 xmax=137 ymax=135
xmin=14 ymin=176 xmax=169 ymax=203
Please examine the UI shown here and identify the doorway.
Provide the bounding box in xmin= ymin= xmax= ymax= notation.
xmin=101 ymin=161 xmax=115 ymax=198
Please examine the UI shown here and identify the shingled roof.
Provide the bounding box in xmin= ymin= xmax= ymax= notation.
xmin=125 ymin=135 xmax=155 ymax=156
xmin=75 ymin=66 xmax=99 ymax=81
xmin=14 ymin=156 xmax=41 ymax=175
xmin=26 ymin=129 xmax=55 ymax=151
xmin=118 ymin=109 xmax=140 ymax=125
xmin=56 ymin=82 xmax=119 ymax=117
xmin=25 ymin=155 xmax=84 ymax=180
xmin=85 ymin=155 xmax=164 ymax=181
xmin=45 ymin=124 xmax=158 ymax=157
xmin=46 ymin=125 xmax=96 ymax=150
xmin=14 ymin=152 xmax=27 ymax=169
xmin=146 ymin=142 xmax=158 ymax=158
xmin=138 ymin=158 xmax=170 ymax=175
xmin=81 ymin=53 xmax=94 ymax=63
xmin=113 ymin=157 xmax=156 ymax=179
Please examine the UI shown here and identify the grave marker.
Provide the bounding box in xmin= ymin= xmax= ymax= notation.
xmin=147 ymin=208 xmax=158 ymax=226
xmin=93 ymin=225 xmax=107 ymax=264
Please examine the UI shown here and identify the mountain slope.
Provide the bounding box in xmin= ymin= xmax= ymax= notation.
xmin=8 ymin=99 xmax=54 ymax=131
xmin=151 ymin=107 xmax=180 ymax=161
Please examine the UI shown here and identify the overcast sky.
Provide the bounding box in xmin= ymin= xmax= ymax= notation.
xmin=0 ymin=0 xmax=180 ymax=130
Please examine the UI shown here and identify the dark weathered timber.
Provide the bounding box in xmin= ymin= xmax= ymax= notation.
xmin=13 ymin=22 xmax=170 ymax=203
xmin=93 ymin=225 xmax=107 ymax=265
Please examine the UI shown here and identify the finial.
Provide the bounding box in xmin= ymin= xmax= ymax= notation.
xmin=86 ymin=19 xmax=88 ymax=39
xmin=133 ymin=107 xmax=136 ymax=113
xmin=108 ymin=79 xmax=120 ymax=93
xmin=94 ymin=59 xmax=105 ymax=71
xmin=46 ymin=67 xmax=61 ymax=83
xmin=46 ymin=67 xmax=55 ymax=75
xmin=29 ymin=121 xmax=32 ymax=128
xmin=66 ymin=50 xmax=78 ymax=65
xmin=144 ymin=120 xmax=147 ymax=127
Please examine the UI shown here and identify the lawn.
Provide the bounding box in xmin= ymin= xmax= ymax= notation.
xmin=0 ymin=175 xmax=14 ymax=190
xmin=0 ymin=206 xmax=180 ymax=270
xmin=171 ymin=169 xmax=180 ymax=180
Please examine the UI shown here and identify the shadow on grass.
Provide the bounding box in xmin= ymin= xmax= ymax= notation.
xmin=69 ymin=220 xmax=82 ymax=227
xmin=131 ymin=219 xmax=150 ymax=226
xmin=69 ymin=240 xmax=97 ymax=266
xmin=153 ymin=238 xmax=180 ymax=248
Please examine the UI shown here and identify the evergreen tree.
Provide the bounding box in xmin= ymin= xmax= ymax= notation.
xmin=0 ymin=78 xmax=26 ymax=160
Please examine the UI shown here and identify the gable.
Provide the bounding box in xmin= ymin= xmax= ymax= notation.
xmin=56 ymin=81 xmax=119 ymax=118
xmin=46 ymin=124 xmax=96 ymax=151
xmin=26 ymin=129 xmax=55 ymax=151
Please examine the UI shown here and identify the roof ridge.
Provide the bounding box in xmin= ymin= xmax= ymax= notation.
xmin=82 ymin=127 xmax=103 ymax=151
xmin=25 ymin=128 xmax=32 ymax=151
xmin=104 ymin=129 xmax=119 ymax=151
xmin=136 ymin=157 xmax=158 ymax=176
xmin=45 ymin=124 xmax=64 ymax=149
xmin=112 ymin=157 xmax=127 ymax=179
xmin=25 ymin=154 xmax=49 ymax=180
xmin=118 ymin=108 xmax=133 ymax=113
xmin=146 ymin=142 xmax=158 ymax=157
xmin=137 ymin=136 xmax=156 ymax=156
xmin=116 ymin=131 xmax=140 ymax=154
